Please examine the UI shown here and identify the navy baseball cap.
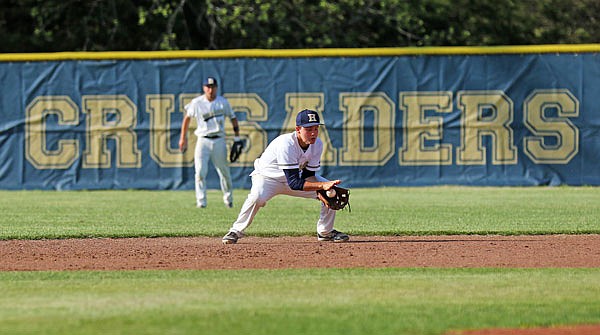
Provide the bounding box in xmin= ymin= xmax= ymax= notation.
xmin=202 ymin=77 xmax=218 ymax=86
xmin=296 ymin=109 xmax=322 ymax=127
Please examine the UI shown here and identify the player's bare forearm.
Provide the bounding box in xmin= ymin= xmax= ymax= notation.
xmin=178 ymin=137 xmax=187 ymax=152
xmin=303 ymin=177 xmax=340 ymax=191
xmin=179 ymin=116 xmax=191 ymax=151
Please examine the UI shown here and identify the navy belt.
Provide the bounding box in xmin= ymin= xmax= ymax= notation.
xmin=204 ymin=135 xmax=221 ymax=139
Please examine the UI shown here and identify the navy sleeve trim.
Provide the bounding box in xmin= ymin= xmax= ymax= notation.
xmin=302 ymin=168 xmax=315 ymax=179
xmin=283 ymin=168 xmax=305 ymax=190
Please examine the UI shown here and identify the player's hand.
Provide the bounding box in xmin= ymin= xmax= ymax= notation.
xmin=322 ymin=179 xmax=341 ymax=191
xmin=178 ymin=138 xmax=187 ymax=152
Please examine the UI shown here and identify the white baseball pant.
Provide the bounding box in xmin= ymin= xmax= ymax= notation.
xmin=194 ymin=136 xmax=233 ymax=207
xmin=230 ymin=174 xmax=336 ymax=236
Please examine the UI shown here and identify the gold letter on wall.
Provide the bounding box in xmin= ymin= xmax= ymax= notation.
xmin=25 ymin=96 xmax=79 ymax=169
xmin=456 ymin=91 xmax=517 ymax=165
xmin=524 ymin=89 xmax=579 ymax=164
xmin=399 ymin=92 xmax=452 ymax=165
xmin=340 ymin=92 xmax=395 ymax=166
xmin=146 ymin=94 xmax=191 ymax=167
xmin=82 ymin=95 xmax=141 ymax=168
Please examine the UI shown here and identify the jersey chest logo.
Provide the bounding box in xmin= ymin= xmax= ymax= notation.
xmin=299 ymin=158 xmax=309 ymax=170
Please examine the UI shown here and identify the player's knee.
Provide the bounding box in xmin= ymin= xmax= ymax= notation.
xmin=248 ymin=193 xmax=267 ymax=208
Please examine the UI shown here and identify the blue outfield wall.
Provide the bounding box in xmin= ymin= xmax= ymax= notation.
xmin=1 ymin=47 xmax=599 ymax=190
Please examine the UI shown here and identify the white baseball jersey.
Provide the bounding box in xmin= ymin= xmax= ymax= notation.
xmin=185 ymin=95 xmax=236 ymax=137
xmin=252 ymin=132 xmax=323 ymax=182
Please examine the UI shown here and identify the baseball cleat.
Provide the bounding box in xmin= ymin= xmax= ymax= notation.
xmin=222 ymin=231 xmax=239 ymax=244
xmin=317 ymin=229 xmax=349 ymax=242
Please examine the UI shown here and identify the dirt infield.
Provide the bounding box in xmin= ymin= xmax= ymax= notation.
xmin=1 ymin=234 xmax=599 ymax=271
xmin=2 ymin=234 xmax=599 ymax=334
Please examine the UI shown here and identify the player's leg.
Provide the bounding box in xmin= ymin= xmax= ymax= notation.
xmin=315 ymin=203 xmax=349 ymax=241
xmin=286 ymin=175 xmax=349 ymax=242
xmin=194 ymin=138 xmax=210 ymax=208
xmin=223 ymin=174 xmax=282 ymax=243
xmin=211 ymin=137 xmax=233 ymax=207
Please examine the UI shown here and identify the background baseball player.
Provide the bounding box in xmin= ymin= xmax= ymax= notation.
xmin=222 ymin=109 xmax=349 ymax=244
xmin=179 ymin=76 xmax=241 ymax=208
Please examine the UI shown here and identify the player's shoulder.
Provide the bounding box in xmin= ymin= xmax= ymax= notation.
xmin=214 ymin=95 xmax=234 ymax=111
xmin=266 ymin=133 xmax=296 ymax=153
xmin=273 ymin=132 xmax=296 ymax=146
xmin=192 ymin=93 xmax=206 ymax=101
xmin=215 ymin=95 xmax=231 ymax=104
xmin=187 ymin=94 xmax=207 ymax=105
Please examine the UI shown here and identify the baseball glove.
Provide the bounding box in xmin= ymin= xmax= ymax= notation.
xmin=229 ymin=139 xmax=245 ymax=163
xmin=317 ymin=186 xmax=350 ymax=211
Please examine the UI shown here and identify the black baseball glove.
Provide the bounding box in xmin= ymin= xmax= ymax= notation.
xmin=229 ymin=139 xmax=245 ymax=163
xmin=317 ymin=185 xmax=350 ymax=211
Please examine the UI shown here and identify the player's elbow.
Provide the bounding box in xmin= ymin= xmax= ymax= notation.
xmin=287 ymin=179 xmax=305 ymax=191
xmin=284 ymin=168 xmax=305 ymax=191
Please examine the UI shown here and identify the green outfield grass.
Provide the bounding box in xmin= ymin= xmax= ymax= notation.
xmin=1 ymin=268 xmax=599 ymax=335
xmin=0 ymin=186 xmax=599 ymax=239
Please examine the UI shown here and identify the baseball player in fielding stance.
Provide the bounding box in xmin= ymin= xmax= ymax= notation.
xmin=222 ymin=109 xmax=349 ymax=244
xmin=179 ymin=76 xmax=241 ymax=208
